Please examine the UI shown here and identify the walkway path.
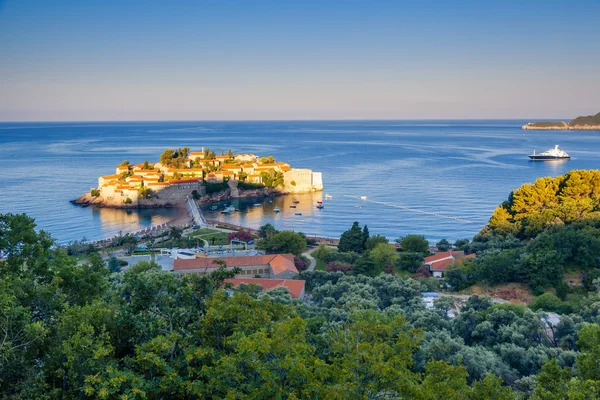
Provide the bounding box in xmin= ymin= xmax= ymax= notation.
xmin=302 ymin=250 xmax=317 ymax=271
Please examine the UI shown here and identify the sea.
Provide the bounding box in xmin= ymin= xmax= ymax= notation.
xmin=1 ymin=120 xmax=599 ymax=244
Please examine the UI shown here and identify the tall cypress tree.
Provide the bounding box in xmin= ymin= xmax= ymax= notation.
xmin=339 ymin=222 xmax=365 ymax=253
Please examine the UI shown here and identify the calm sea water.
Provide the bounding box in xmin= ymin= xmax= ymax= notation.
xmin=1 ymin=120 xmax=598 ymax=244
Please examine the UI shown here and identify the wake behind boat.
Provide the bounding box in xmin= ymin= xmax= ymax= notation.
xmin=529 ymin=145 xmax=570 ymax=160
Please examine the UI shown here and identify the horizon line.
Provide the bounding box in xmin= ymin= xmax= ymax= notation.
xmin=0 ymin=117 xmax=567 ymax=124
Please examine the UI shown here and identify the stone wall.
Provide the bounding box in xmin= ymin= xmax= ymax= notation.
xmin=283 ymin=169 xmax=324 ymax=193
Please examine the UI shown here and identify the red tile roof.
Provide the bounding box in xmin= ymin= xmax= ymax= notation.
xmin=424 ymin=251 xmax=454 ymax=264
xmin=224 ymin=278 xmax=305 ymax=298
xmin=173 ymin=254 xmax=297 ymax=274
xmin=429 ymin=258 xmax=454 ymax=271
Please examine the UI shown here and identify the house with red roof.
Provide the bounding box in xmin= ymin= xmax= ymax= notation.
xmin=224 ymin=278 xmax=306 ymax=298
xmin=173 ymin=253 xmax=299 ymax=279
xmin=423 ymin=250 xmax=475 ymax=278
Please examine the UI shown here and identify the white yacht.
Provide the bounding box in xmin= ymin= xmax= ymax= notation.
xmin=529 ymin=145 xmax=570 ymax=160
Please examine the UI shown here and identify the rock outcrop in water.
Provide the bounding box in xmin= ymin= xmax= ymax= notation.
xmin=523 ymin=112 xmax=600 ymax=130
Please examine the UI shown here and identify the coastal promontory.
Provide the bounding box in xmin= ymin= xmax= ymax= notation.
xmin=522 ymin=111 xmax=600 ymax=130
xmin=72 ymin=147 xmax=323 ymax=208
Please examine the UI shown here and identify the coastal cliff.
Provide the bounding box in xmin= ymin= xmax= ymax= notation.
xmin=522 ymin=112 xmax=600 ymax=130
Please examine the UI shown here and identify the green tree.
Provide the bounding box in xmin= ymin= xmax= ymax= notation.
xmin=532 ymin=359 xmax=572 ymax=400
xmin=370 ymin=243 xmax=399 ymax=274
xmin=365 ymin=234 xmax=389 ymax=251
xmin=398 ymin=234 xmax=430 ymax=254
xmin=259 ymin=231 xmax=306 ymax=255
xmin=576 ymin=324 xmax=600 ymax=381
xmin=259 ymin=223 xmax=278 ymax=239
xmin=421 ymin=360 xmax=470 ymax=400
xmin=399 ymin=251 xmax=424 ymax=272
xmin=338 ymin=222 xmax=366 ymax=253
xmin=470 ymin=374 xmax=516 ymax=400
xmin=437 ymin=238 xmax=451 ymax=251
xmin=107 ymin=256 xmax=121 ymax=273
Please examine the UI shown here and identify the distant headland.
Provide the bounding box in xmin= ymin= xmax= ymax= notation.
xmin=72 ymin=147 xmax=323 ymax=208
xmin=522 ymin=111 xmax=600 ymax=130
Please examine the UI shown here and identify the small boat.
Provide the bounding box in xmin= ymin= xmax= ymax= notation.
xmin=293 ymin=200 xmax=300 ymax=204
xmin=273 ymin=208 xmax=280 ymax=213
xmin=317 ymin=200 xmax=323 ymax=204
xmin=295 ymin=212 xmax=302 ymax=216
xmin=253 ymin=203 xmax=262 ymax=207
xmin=221 ymin=206 xmax=236 ymax=214
xmin=325 ymin=194 xmax=332 ymax=199
xmin=529 ymin=145 xmax=570 ymax=160
xmin=360 ymin=196 xmax=367 ymax=200
xmin=316 ymin=205 xmax=324 ymax=209
xmin=355 ymin=205 xmax=361 ymax=208
xmin=290 ymin=205 xmax=296 ymax=208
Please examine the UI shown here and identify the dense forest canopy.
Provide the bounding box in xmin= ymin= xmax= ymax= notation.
xmin=2 ymin=211 xmax=600 ymax=399
xmin=4 ymin=171 xmax=600 ymax=398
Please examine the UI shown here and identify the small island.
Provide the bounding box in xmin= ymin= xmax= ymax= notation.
xmin=72 ymin=147 xmax=323 ymax=208
xmin=523 ymin=111 xmax=600 ymax=130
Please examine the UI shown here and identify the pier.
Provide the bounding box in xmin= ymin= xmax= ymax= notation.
xmin=186 ymin=197 xmax=207 ymax=227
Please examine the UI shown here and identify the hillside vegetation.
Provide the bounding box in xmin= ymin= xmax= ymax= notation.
xmin=485 ymin=170 xmax=600 ymax=239
xmin=447 ymin=170 xmax=600 ymax=296
xmin=570 ymin=111 xmax=600 ymax=126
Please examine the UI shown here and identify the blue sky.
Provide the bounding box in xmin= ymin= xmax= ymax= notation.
xmin=1 ymin=0 xmax=599 ymax=120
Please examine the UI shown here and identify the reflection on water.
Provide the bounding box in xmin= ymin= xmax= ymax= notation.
xmin=530 ymin=159 xmax=570 ymax=172
xmin=90 ymin=207 xmax=180 ymax=237
xmin=201 ymin=192 xmax=327 ymax=232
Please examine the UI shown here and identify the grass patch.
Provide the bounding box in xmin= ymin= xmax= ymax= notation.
xmin=202 ymin=232 xmax=230 ymax=246
xmin=311 ymin=249 xmax=327 ymax=271
xmin=188 ymin=228 xmax=222 ymax=237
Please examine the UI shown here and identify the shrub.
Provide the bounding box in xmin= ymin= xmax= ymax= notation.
xmin=294 ymin=256 xmax=308 ymax=271
xmin=412 ymin=264 xmax=432 ymax=279
xmin=530 ymin=293 xmax=562 ymax=312
xmin=123 ymin=198 xmax=132 ymax=204
xmin=191 ymin=189 xmax=201 ymax=200
xmin=326 ymin=261 xmax=352 ymax=273
xmin=90 ymin=188 xmax=100 ymax=197
xmin=227 ymin=231 xmax=253 ymax=242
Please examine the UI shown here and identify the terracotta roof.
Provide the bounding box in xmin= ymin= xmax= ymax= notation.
xmin=101 ymin=174 xmax=122 ymax=179
xmin=269 ymin=254 xmax=298 ymax=275
xmin=224 ymin=278 xmax=305 ymax=298
xmin=430 ymin=258 xmax=455 ymax=271
xmin=174 ymin=254 xmax=297 ymax=273
xmin=424 ymin=251 xmax=454 ymax=264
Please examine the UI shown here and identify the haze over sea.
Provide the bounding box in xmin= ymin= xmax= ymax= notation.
xmin=1 ymin=120 xmax=598 ymax=244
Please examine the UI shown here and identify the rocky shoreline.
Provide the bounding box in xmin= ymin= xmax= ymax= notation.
xmin=71 ymin=187 xmax=286 ymax=209
xmin=522 ymin=123 xmax=600 ymax=130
